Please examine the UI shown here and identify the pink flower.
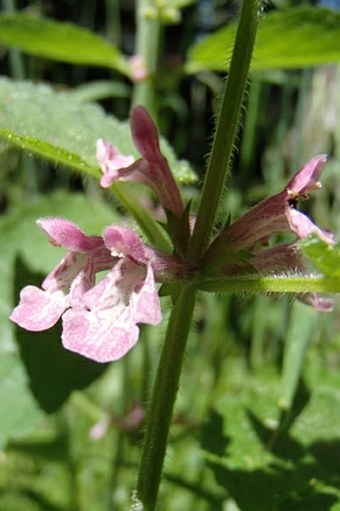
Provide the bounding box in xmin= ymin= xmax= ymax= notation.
xmin=10 ymin=218 xmax=113 ymax=331
xmin=203 ymin=155 xmax=334 ymax=311
xmin=62 ymin=226 xmax=162 ymax=363
xmin=96 ymin=106 xmax=184 ymax=216
xmin=224 ymin=154 xmax=333 ymax=252
xmin=10 ymin=220 xmax=163 ymax=362
xmin=96 ymin=141 xmax=135 ymax=188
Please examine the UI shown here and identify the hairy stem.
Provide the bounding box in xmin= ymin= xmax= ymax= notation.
xmin=136 ymin=286 xmax=197 ymax=511
xmin=188 ymin=0 xmax=260 ymax=261
xmin=134 ymin=2 xmax=261 ymax=510
xmin=197 ymin=274 xmax=340 ymax=294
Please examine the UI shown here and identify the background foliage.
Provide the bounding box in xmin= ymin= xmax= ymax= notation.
xmin=0 ymin=0 xmax=340 ymax=510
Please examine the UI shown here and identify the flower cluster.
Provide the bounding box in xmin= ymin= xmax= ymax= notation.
xmin=10 ymin=106 xmax=335 ymax=363
xmin=203 ymin=154 xmax=334 ymax=311
xmin=11 ymin=107 xmax=185 ymax=363
xmin=96 ymin=106 xmax=184 ymax=216
xmin=10 ymin=221 xmax=165 ymax=362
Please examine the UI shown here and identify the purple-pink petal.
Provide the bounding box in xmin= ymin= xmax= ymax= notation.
xmin=130 ymin=107 xmax=184 ymax=215
xmin=10 ymin=215 xmax=165 ymax=360
xmin=41 ymin=252 xmax=88 ymax=292
xmin=96 ymin=106 xmax=184 ymax=216
xmin=103 ymin=225 xmax=148 ymax=263
xmin=10 ymin=219 xmax=117 ymax=335
xmin=96 ymin=139 xmax=135 ymax=188
xmin=286 ymin=208 xmax=334 ymax=245
xmin=299 ymin=293 xmax=334 ymax=312
xmin=134 ymin=264 xmax=162 ymax=324
xmin=215 ymin=155 xmax=335 ymax=312
xmin=251 ymin=244 xmax=303 ymax=273
xmin=38 ymin=218 xmax=103 ymax=251
xmin=62 ymin=306 xmax=140 ymax=363
xmin=286 ymin=154 xmax=327 ymax=196
xmin=222 ymin=155 xmax=333 ymax=252
xmin=222 ymin=191 xmax=288 ymax=252
xmin=130 ymin=106 xmax=163 ymax=163
xmin=103 ymin=225 xmax=184 ymax=282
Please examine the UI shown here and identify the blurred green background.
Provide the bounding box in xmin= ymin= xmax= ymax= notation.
xmin=0 ymin=0 xmax=340 ymax=509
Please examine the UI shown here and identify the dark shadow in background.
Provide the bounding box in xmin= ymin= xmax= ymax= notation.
xmin=12 ymin=256 xmax=108 ymax=413
xmin=201 ymin=380 xmax=340 ymax=511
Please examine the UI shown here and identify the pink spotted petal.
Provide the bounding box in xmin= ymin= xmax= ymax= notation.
xmin=42 ymin=246 xmax=113 ymax=297
xmin=10 ymin=285 xmax=67 ymax=331
xmin=61 ymin=258 xmax=161 ymax=362
xmin=42 ymin=252 xmax=89 ymax=292
xmin=134 ymin=264 xmax=162 ymax=324
xmin=37 ymin=218 xmax=103 ymax=251
xmin=67 ymin=246 xmax=116 ymax=306
xmin=62 ymin=306 xmax=140 ymax=363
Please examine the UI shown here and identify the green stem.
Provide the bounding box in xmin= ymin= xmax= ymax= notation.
xmin=133 ymin=0 xmax=162 ymax=117
xmin=136 ymin=285 xmax=197 ymax=511
xmin=188 ymin=0 xmax=260 ymax=261
xmin=134 ymin=4 xmax=261 ymax=509
xmin=197 ymin=274 xmax=340 ymax=294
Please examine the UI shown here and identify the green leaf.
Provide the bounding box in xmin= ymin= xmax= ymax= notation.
xmin=201 ymin=373 xmax=340 ymax=510
xmin=186 ymin=7 xmax=340 ymax=73
xmin=0 ymin=355 xmax=45 ymax=448
xmin=302 ymin=237 xmax=340 ymax=278
xmin=0 ymin=13 xmax=129 ymax=74
xmin=0 ymin=78 xmax=196 ymax=184
xmin=279 ymin=303 xmax=317 ymax=411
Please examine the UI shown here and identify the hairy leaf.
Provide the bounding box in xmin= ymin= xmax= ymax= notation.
xmin=0 ymin=78 xmax=195 ymax=183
